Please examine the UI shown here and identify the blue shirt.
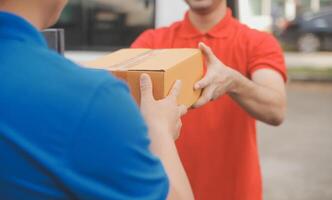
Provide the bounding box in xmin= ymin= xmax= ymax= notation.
xmin=0 ymin=12 xmax=168 ymax=200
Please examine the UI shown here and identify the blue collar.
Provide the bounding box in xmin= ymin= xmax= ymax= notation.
xmin=0 ymin=11 xmax=47 ymax=47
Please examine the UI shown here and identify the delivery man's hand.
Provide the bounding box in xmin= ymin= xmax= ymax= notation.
xmin=140 ymin=74 xmax=187 ymax=140
xmin=193 ymin=42 xmax=237 ymax=108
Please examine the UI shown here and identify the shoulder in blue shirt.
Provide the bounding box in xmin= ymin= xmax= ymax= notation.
xmin=0 ymin=11 xmax=168 ymax=200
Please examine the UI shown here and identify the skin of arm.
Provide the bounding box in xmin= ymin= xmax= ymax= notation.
xmin=148 ymin=126 xmax=194 ymax=200
xmin=140 ymin=74 xmax=194 ymax=200
xmin=194 ymin=42 xmax=286 ymax=126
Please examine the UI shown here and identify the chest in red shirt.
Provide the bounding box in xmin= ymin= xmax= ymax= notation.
xmin=132 ymin=9 xmax=286 ymax=200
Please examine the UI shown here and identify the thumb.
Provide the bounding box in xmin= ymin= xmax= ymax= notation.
xmin=193 ymin=85 xmax=216 ymax=108
xmin=194 ymin=72 xmax=213 ymax=90
xmin=199 ymin=42 xmax=217 ymax=64
xmin=140 ymin=74 xmax=154 ymax=102
xmin=169 ymin=80 xmax=182 ymax=99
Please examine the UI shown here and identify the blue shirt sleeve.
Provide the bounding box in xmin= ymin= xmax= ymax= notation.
xmin=64 ymin=78 xmax=169 ymax=200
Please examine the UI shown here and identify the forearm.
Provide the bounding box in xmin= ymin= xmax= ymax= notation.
xmin=148 ymin=125 xmax=194 ymax=200
xmin=228 ymin=70 xmax=286 ymax=126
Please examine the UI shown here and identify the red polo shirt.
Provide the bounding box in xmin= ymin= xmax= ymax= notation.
xmin=132 ymin=9 xmax=286 ymax=200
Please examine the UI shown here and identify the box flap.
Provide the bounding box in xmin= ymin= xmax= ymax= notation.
xmin=83 ymin=48 xmax=151 ymax=69
xmin=83 ymin=48 xmax=200 ymax=72
xmin=127 ymin=49 xmax=200 ymax=71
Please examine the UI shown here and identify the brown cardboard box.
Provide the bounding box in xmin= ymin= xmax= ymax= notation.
xmin=84 ymin=48 xmax=203 ymax=107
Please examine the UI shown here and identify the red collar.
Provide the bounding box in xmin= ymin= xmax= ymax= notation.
xmin=179 ymin=8 xmax=234 ymax=39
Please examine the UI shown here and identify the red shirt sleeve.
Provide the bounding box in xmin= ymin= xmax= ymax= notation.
xmin=131 ymin=29 xmax=155 ymax=48
xmin=248 ymin=33 xmax=287 ymax=82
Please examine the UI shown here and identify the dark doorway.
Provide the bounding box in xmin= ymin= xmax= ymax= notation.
xmin=227 ymin=0 xmax=238 ymax=18
xmin=53 ymin=0 xmax=155 ymax=51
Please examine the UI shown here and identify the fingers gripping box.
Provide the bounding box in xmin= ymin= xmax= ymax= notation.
xmin=84 ymin=48 xmax=203 ymax=107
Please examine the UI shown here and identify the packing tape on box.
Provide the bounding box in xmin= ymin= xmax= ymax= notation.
xmin=106 ymin=49 xmax=166 ymax=71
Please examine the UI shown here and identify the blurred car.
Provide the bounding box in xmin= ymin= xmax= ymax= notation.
xmin=280 ymin=8 xmax=332 ymax=52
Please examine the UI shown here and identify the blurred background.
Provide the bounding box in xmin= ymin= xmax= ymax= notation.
xmin=50 ymin=0 xmax=332 ymax=199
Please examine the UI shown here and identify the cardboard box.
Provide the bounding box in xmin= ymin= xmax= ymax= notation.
xmin=84 ymin=48 xmax=203 ymax=107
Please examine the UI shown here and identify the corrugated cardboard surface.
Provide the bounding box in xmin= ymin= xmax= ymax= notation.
xmin=84 ymin=48 xmax=203 ymax=107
